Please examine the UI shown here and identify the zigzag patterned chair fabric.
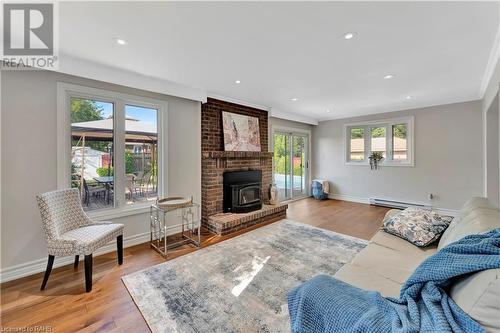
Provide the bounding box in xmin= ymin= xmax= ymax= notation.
xmin=36 ymin=188 xmax=124 ymax=292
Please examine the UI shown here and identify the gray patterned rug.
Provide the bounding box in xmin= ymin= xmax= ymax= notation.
xmin=122 ymin=219 xmax=367 ymax=333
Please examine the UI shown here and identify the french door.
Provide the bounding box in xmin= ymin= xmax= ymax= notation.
xmin=273 ymin=131 xmax=309 ymax=201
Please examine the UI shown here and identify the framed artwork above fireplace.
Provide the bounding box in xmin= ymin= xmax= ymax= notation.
xmin=222 ymin=111 xmax=261 ymax=151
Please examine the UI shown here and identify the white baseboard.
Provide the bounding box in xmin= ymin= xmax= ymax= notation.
xmin=0 ymin=232 xmax=150 ymax=283
xmin=328 ymin=193 xmax=370 ymax=204
xmin=328 ymin=193 xmax=459 ymax=217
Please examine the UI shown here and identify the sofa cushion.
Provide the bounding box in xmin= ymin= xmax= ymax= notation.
xmin=383 ymin=207 xmax=452 ymax=247
xmin=438 ymin=210 xmax=500 ymax=249
xmin=371 ymin=230 xmax=437 ymax=257
xmin=437 ymin=197 xmax=500 ymax=333
xmin=460 ymin=197 xmax=495 ymax=213
xmin=450 ymin=269 xmax=500 ymax=333
xmin=334 ymin=263 xmax=401 ymax=298
xmin=440 ymin=197 xmax=498 ymax=247
xmin=350 ymin=242 xmax=430 ymax=284
xmin=336 ymin=230 xmax=436 ymax=296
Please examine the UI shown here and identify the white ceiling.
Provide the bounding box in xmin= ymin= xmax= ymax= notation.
xmin=59 ymin=1 xmax=500 ymax=122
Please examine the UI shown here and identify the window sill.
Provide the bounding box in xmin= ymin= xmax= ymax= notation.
xmin=345 ymin=161 xmax=369 ymax=166
xmin=87 ymin=204 xmax=151 ymax=220
xmin=345 ymin=162 xmax=414 ymax=167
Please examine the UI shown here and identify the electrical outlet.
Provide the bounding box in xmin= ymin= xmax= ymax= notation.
xmin=428 ymin=193 xmax=434 ymax=200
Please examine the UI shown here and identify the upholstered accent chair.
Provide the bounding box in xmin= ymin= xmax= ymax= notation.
xmin=36 ymin=188 xmax=124 ymax=292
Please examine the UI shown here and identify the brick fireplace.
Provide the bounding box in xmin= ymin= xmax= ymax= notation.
xmin=201 ymin=98 xmax=287 ymax=234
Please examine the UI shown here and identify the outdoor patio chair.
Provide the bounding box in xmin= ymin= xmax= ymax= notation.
xmin=107 ymin=184 xmax=114 ymax=204
xmin=134 ymin=171 xmax=144 ymax=191
xmin=36 ymin=189 xmax=124 ymax=292
xmin=82 ymin=178 xmax=107 ymax=206
xmin=125 ymin=174 xmax=138 ymax=201
xmin=139 ymin=171 xmax=152 ymax=198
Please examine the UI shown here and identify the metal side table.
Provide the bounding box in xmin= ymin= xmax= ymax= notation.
xmin=150 ymin=197 xmax=201 ymax=258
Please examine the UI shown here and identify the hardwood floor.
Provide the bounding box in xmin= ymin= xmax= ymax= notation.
xmin=0 ymin=198 xmax=389 ymax=333
xmin=287 ymin=198 xmax=390 ymax=240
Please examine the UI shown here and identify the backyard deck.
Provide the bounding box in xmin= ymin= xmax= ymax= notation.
xmin=82 ymin=188 xmax=158 ymax=211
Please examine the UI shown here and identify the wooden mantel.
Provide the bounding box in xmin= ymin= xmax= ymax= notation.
xmin=202 ymin=151 xmax=273 ymax=160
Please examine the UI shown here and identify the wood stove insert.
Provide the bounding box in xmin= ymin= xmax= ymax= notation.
xmin=223 ymin=170 xmax=262 ymax=213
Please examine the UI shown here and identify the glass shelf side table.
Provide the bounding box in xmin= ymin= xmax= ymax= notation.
xmin=150 ymin=198 xmax=201 ymax=258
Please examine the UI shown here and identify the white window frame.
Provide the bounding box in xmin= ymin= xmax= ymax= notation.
xmin=344 ymin=116 xmax=414 ymax=167
xmin=57 ymin=82 xmax=168 ymax=219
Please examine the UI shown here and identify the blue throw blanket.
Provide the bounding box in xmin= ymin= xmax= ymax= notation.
xmin=288 ymin=229 xmax=500 ymax=333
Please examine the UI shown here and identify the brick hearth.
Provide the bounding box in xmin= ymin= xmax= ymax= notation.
xmin=201 ymin=98 xmax=286 ymax=234
xmin=206 ymin=203 xmax=288 ymax=235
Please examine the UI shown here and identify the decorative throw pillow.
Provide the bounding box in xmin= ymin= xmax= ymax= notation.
xmin=383 ymin=207 xmax=453 ymax=247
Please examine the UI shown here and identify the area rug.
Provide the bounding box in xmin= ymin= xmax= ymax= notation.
xmin=122 ymin=219 xmax=368 ymax=333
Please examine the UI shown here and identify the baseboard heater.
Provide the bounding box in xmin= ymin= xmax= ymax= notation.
xmin=369 ymin=198 xmax=430 ymax=210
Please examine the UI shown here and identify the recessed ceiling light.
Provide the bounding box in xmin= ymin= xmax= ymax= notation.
xmin=291 ymin=98 xmax=299 ymax=102
xmin=383 ymin=74 xmax=395 ymax=79
xmin=344 ymin=32 xmax=356 ymax=40
xmin=114 ymin=38 xmax=127 ymax=45
xmin=405 ymin=95 xmax=412 ymax=100
xmin=235 ymin=80 xmax=241 ymax=84
xmin=326 ymin=109 xmax=331 ymax=113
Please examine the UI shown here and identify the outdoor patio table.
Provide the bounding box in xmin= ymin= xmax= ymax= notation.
xmin=93 ymin=176 xmax=114 ymax=204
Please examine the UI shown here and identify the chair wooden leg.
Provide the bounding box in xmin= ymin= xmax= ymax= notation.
xmin=40 ymin=255 xmax=55 ymax=290
xmin=74 ymin=255 xmax=79 ymax=269
xmin=84 ymin=254 xmax=93 ymax=292
xmin=117 ymin=235 xmax=123 ymax=265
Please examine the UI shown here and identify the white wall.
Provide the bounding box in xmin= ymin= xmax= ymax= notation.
xmin=482 ymin=53 xmax=500 ymax=208
xmin=0 ymin=70 xmax=201 ymax=281
xmin=312 ymin=101 xmax=483 ymax=211
xmin=268 ymin=117 xmax=314 ymax=152
xmin=482 ymin=56 xmax=500 ymax=114
xmin=486 ymin=93 xmax=499 ymax=207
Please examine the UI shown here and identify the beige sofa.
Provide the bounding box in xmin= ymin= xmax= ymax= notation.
xmin=334 ymin=197 xmax=500 ymax=332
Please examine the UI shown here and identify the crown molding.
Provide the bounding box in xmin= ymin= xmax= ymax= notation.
xmin=479 ymin=21 xmax=500 ymax=98
xmin=54 ymin=53 xmax=207 ymax=103
xmin=207 ymin=94 xmax=320 ymax=125
xmin=270 ymin=108 xmax=318 ymax=125
xmin=207 ymin=93 xmax=271 ymax=112
xmin=318 ymin=96 xmax=479 ymax=122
